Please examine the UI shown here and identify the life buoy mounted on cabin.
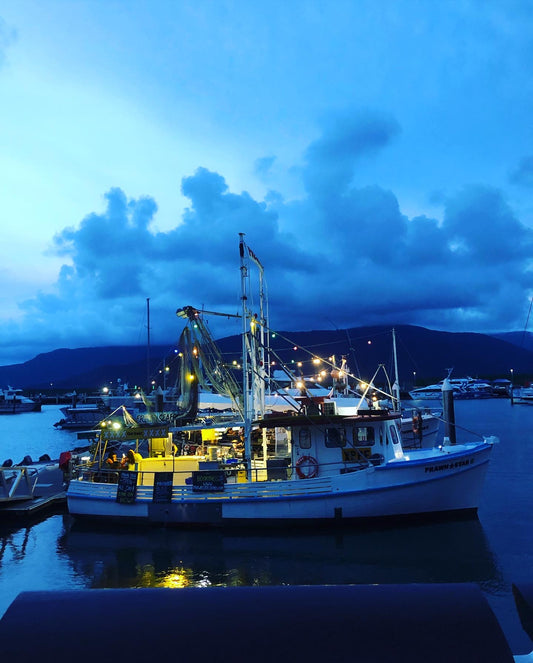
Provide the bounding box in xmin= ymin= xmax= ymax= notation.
xmin=296 ymin=455 xmax=319 ymax=479
xmin=412 ymin=411 xmax=422 ymax=438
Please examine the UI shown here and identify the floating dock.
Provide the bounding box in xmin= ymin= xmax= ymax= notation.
xmin=0 ymin=464 xmax=67 ymax=520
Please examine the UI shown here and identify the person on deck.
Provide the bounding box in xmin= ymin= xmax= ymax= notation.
xmin=232 ymin=438 xmax=245 ymax=458
xmin=105 ymin=451 xmax=120 ymax=470
xmin=121 ymin=449 xmax=142 ymax=470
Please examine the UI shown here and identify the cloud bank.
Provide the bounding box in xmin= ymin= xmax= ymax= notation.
xmin=2 ymin=109 xmax=533 ymax=364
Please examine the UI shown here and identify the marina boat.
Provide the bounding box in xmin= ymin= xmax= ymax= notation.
xmin=66 ymin=235 xmax=497 ymax=527
xmin=409 ymin=377 xmax=494 ymax=400
xmin=510 ymin=385 xmax=533 ymax=405
xmin=53 ymin=404 xmax=112 ymax=430
xmin=0 ymin=387 xmax=41 ymax=414
xmin=491 ymin=379 xmax=512 ymax=398
xmin=66 ymin=385 xmax=496 ymax=526
xmin=518 ymin=386 xmax=533 ymax=400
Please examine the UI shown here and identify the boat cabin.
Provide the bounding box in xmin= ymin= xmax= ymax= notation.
xmin=259 ymin=406 xmax=404 ymax=479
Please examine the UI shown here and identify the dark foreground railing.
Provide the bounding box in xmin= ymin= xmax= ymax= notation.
xmin=0 ymin=583 xmax=531 ymax=662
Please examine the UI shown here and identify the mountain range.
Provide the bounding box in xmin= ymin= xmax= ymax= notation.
xmin=1 ymin=325 xmax=532 ymax=393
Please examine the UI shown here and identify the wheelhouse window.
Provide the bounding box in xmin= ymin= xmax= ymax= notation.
xmin=353 ymin=427 xmax=375 ymax=446
xmin=298 ymin=427 xmax=311 ymax=449
xmin=390 ymin=424 xmax=401 ymax=446
xmin=325 ymin=427 xmax=346 ymax=448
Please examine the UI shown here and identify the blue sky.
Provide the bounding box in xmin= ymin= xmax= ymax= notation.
xmin=1 ymin=0 xmax=533 ymax=365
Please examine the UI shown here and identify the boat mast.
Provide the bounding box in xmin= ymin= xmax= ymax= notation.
xmin=239 ymin=233 xmax=268 ymax=473
xmin=255 ymin=253 xmax=267 ymax=414
xmin=392 ymin=328 xmax=401 ymax=412
xmin=239 ymin=234 xmax=253 ymax=471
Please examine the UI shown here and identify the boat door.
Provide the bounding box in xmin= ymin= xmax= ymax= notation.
xmin=293 ymin=424 xmax=346 ymax=478
xmin=295 ymin=426 xmax=316 ymax=457
xmin=293 ymin=426 xmax=321 ymax=478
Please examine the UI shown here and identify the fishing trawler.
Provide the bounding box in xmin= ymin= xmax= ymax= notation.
xmin=66 ymin=235 xmax=496 ymax=526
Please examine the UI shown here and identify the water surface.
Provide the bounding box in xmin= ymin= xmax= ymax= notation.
xmin=0 ymin=401 xmax=532 ymax=654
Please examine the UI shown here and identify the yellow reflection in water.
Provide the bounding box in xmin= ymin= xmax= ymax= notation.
xmin=157 ymin=568 xmax=192 ymax=588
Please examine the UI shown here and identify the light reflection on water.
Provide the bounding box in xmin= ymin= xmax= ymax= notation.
xmin=56 ymin=516 xmax=502 ymax=589
xmin=0 ymin=400 xmax=532 ymax=653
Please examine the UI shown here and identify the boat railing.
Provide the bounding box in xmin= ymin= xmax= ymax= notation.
xmin=71 ymin=455 xmax=370 ymax=489
xmin=0 ymin=465 xmax=39 ymax=503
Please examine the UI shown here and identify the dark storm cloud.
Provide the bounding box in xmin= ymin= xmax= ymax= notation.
xmin=53 ymin=188 xmax=158 ymax=298
xmin=273 ymin=112 xmax=533 ymax=333
xmin=510 ymin=156 xmax=533 ymax=188
xmin=3 ymin=108 xmax=533 ymax=362
xmin=442 ymin=185 xmax=532 ymax=263
xmin=171 ymin=167 xmax=314 ymax=274
xmin=303 ymin=110 xmax=401 ymax=198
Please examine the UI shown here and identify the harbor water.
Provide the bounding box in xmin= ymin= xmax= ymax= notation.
xmin=0 ymin=401 xmax=532 ymax=654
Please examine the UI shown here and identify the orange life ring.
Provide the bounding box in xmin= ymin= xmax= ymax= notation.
xmin=296 ymin=455 xmax=319 ymax=479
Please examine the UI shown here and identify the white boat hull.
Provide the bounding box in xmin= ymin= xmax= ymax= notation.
xmin=67 ymin=443 xmax=491 ymax=525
